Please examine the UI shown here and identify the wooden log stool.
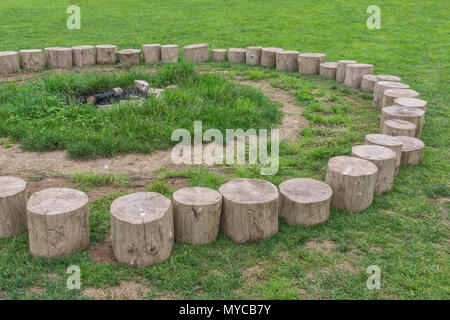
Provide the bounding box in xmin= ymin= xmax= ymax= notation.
xmin=376 ymin=74 xmax=401 ymax=83
xmin=184 ymin=43 xmax=209 ymax=62
xmin=95 ymin=45 xmax=117 ymax=64
xmin=394 ymin=97 xmax=427 ymax=112
xmin=351 ymin=145 xmax=396 ymax=195
xmin=380 ymin=106 xmax=425 ymax=138
xmin=142 ymin=44 xmax=161 ymax=63
xmin=261 ymin=47 xmax=281 ymax=68
xmin=161 ymin=45 xmax=179 ymax=62
xmin=44 ymin=47 xmax=73 ymax=68
xmin=117 ymin=49 xmax=141 ymax=65
xmin=360 ymin=74 xmax=377 ymax=92
xmin=382 ymin=119 xmax=416 ymax=137
xmin=336 ymin=60 xmax=357 ymax=83
xmin=343 ymin=63 xmax=373 ymax=88
xmin=276 ymin=50 xmax=299 ymax=72
xmin=27 ymin=188 xmax=89 ymax=258
xmin=382 ymin=88 xmax=419 ymax=108
xmin=19 ymin=49 xmax=44 ymax=71
xmin=110 ymin=192 xmax=173 ymax=267
xmin=0 ymin=176 xmax=28 ymax=238
xmin=373 ymin=81 xmax=410 ymax=109
xmin=246 ymin=46 xmax=263 ymax=65
xmin=298 ymin=53 xmax=326 ymax=74
xmin=0 ymin=51 xmax=20 ymax=75
xmin=365 ymin=134 xmax=403 ymax=175
xmin=395 ymin=136 xmax=425 ymax=166
xmin=72 ymin=45 xmax=95 ymax=67
xmin=319 ymin=62 xmax=338 ymax=80
xmin=228 ymin=48 xmax=246 ymax=63
xmin=173 ymin=187 xmax=222 ymax=245
xmin=325 ymin=156 xmax=378 ymax=212
xmin=279 ymin=178 xmax=332 ymax=226
xmin=219 ymin=178 xmax=279 ymax=243
xmin=211 ymin=49 xmax=227 ymax=62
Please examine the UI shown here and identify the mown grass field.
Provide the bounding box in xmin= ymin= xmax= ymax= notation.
xmin=0 ymin=0 xmax=449 ymax=300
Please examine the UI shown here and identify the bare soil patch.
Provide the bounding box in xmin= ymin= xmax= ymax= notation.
xmin=83 ymin=280 xmax=149 ymax=300
xmin=89 ymin=236 xmax=117 ymax=264
xmin=303 ymin=240 xmax=336 ymax=253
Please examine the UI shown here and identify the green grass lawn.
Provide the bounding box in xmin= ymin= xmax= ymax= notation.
xmin=0 ymin=0 xmax=449 ymax=300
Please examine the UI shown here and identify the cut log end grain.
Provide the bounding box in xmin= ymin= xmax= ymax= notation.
xmin=183 ymin=43 xmax=209 ymax=62
xmin=246 ymin=46 xmax=263 ymax=65
xmin=394 ymin=97 xmax=427 ymax=111
xmin=219 ymin=178 xmax=279 ymax=243
xmin=44 ymin=47 xmax=73 ymax=68
xmin=228 ymin=48 xmax=246 ymax=63
xmin=336 ymin=60 xmax=357 ymax=83
xmin=0 ymin=51 xmax=20 ymax=75
xmin=382 ymin=88 xmax=419 ymax=109
xmin=380 ymin=106 xmax=425 ymax=138
xmin=279 ymin=178 xmax=332 ymax=226
xmin=19 ymin=49 xmax=44 ymax=71
xmin=325 ymin=156 xmax=378 ymax=212
xmin=395 ymin=136 xmax=425 ymax=166
xmin=173 ymin=187 xmax=222 ymax=245
xmin=211 ymin=49 xmax=227 ymax=62
xmin=110 ymin=192 xmax=173 ymax=267
xmin=95 ymin=44 xmax=117 ymax=64
xmin=298 ymin=53 xmax=326 ymax=74
xmin=351 ymin=145 xmax=397 ymax=195
xmin=142 ymin=44 xmax=161 ymax=63
xmin=276 ymin=50 xmax=299 ymax=72
xmin=360 ymin=74 xmax=377 ymax=92
xmin=343 ymin=63 xmax=373 ymax=88
xmin=0 ymin=176 xmax=27 ymax=238
xmin=27 ymin=188 xmax=89 ymax=258
xmin=72 ymin=45 xmax=96 ymax=67
xmin=261 ymin=47 xmax=282 ymax=68
xmin=373 ymin=81 xmax=410 ymax=109
xmin=364 ymin=134 xmax=403 ymax=175
xmin=161 ymin=45 xmax=179 ymax=63
xmin=376 ymin=74 xmax=401 ymax=83
xmin=319 ymin=62 xmax=338 ymax=80
xmin=382 ymin=119 xmax=417 ymax=137
xmin=117 ymin=49 xmax=141 ymax=65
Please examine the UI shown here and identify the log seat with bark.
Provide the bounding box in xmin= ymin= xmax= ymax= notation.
xmin=19 ymin=49 xmax=44 ymax=71
xmin=219 ymin=178 xmax=279 ymax=243
xmin=27 ymin=188 xmax=89 ymax=258
xmin=0 ymin=51 xmax=20 ymax=75
xmin=161 ymin=45 xmax=179 ymax=62
xmin=44 ymin=47 xmax=73 ymax=68
xmin=382 ymin=88 xmax=419 ymax=109
xmin=351 ymin=145 xmax=397 ymax=195
xmin=394 ymin=97 xmax=427 ymax=112
xmin=380 ymin=106 xmax=425 ymax=138
xmin=0 ymin=176 xmax=27 ymax=238
xmin=246 ymin=46 xmax=263 ymax=65
xmin=373 ymin=81 xmax=410 ymax=109
xmin=117 ymin=49 xmax=141 ymax=65
xmin=376 ymin=74 xmax=401 ymax=83
xmin=183 ymin=43 xmax=209 ymax=62
xmin=325 ymin=156 xmax=378 ymax=212
xmin=110 ymin=192 xmax=174 ymax=267
xmin=276 ymin=50 xmax=299 ymax=72
xmin=382 ymin=119 xmax=416 ymax=137
xmin=360 ymin=74 xmax=377 ymax=92
xmin=228 ymin=48 xmax=246 ymax=63
xmin=319 ymin=62 xmax=338 ymax=80
xmin=279 ymin=178 xmax=332 ymax=226
xmin=142 ymin=44 xmax=161 ymax=62
xmin=261 ymin=47 xmax=282 ymax=68
xmin=336 ymin=60 xmax=357 ymax=83
xmin=211 ymin=49 xmax=227 ymax=62
xmin=173 ymin=187 xmax=222 ymax=245
xmin=72 ymin=45 xmax=96 ymax=67
xmin=298 ymin=53 xmax=326 ymax=74
xmin=95 ymin=45 xmax=117 ymax=64
xmin=343 ymin=63 xmax=374 ymax=88
xmin=364 ymin=134 xmax=403 ymax=175
xmin=395 ymin=136 xmax=425 ymax=166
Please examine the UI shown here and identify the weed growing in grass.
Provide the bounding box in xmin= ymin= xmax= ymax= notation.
xmin=70 ymin=172 xmax=132 ymax=192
